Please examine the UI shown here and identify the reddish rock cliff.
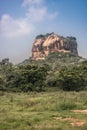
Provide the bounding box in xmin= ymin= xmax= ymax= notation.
xmin=32 ymin=32 xmax=78 ymax=60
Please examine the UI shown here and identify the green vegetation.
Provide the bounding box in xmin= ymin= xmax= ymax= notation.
xmin=56 ymin=62 xmax=87 ymax=91
xmin=0 ymin=52 xmax=87 ymax=92
xmin=0 ymin=61 xmax=47 ymax=92
xmin=0 ymin=52 xmax=87 ymax=129
xmin=0 ymin=90 xmax=87 ymax=130
xmin=35 ymin=32 xmax=54 ymax=39
xmin=36 ymin=34 xmax=45 ymax=39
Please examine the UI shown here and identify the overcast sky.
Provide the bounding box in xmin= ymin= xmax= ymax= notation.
xmin=0 ymin=0 xmax=87 ymax=63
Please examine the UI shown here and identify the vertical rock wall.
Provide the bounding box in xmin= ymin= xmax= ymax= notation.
xmin=32 ymin=33 xmax=78 ymax=60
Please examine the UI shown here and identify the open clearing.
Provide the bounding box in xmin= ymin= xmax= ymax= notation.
xmin=0 ymin=89 xmax=87 ymax=130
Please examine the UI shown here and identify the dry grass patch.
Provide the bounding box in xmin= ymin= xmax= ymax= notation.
xmin=53 ymin=117 xmax=86 ymax=127
xmin=70 ymin=121 xmax=86 ymax=127
xmin=73 ymin=109 xmax=87 ymax=114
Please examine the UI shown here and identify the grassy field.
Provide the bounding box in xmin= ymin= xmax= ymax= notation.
xmin=0 ymin=88 xmax=87 ymax=130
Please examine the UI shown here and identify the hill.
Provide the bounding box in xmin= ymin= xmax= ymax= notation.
xmin=0 ymin=33 xmax=87 ymax=92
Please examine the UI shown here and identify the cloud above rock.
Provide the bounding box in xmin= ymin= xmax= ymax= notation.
xmin=0 ymin=0 xmax=58 ymax=38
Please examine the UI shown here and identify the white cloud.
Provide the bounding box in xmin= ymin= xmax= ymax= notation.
xmin=26 ymin=6 xmax=47 ymax=22
xmin=22 ymin=0 xmax=47 ymax=23
xmin=0 ymin=14 xmax=34 ymax=38
xmin=24 ymin=0 xmax=58 ymax=23
xmin=0 ymin=0 xmax=58 ymax=38
xmin=22 ymin=0 xmax=44 ymax=7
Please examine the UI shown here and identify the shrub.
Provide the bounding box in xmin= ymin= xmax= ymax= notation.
xmin=0 ymin=77 xmax=6 ymax=91
xmin=59 ymin=102 xmax=76 ymax=110
xmin=57 ymin=63 xmax=87 ymax=91
xmin=6 ymin=64 xmax=47 ymax=92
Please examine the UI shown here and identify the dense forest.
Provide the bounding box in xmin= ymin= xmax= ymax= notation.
xmin=0 ymin=52 xmax=87 ymax=92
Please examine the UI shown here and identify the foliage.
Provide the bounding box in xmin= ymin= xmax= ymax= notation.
xmin=0 ymin=62 xmax=48 ymax=92
xmin=57 ymin=63 xmax=87 ymax=91
xmin=66 ymin=36 xmax=76 ymax=40
xmin=36 ymin=34 xmax=44 ymax=39
xmin=0 ymin=76 xmax=5 ymax=90
xmin=35 ymin=32 xmax=54 ymax=39
xmin=17 ymin=64 xmax=47 ymax=92
xmin=0 ymin=54 xmax=87 ymax=92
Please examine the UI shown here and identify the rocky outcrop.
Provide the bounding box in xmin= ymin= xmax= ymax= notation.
xmin=32 ymin=32 xmax=78 ymax=60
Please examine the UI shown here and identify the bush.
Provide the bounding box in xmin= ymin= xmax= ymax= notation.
xmin=59 ymin=102 xmax=76 ymax=110
xmin=0 ymin=77 xmax=6 ymax=91
xmin=6 ymin=64 xmax=47 ymax=92
xmin=57 ymin=63 xmax=87 ymax=91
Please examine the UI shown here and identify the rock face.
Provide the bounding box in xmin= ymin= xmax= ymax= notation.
xmin=32 ymin=32 xmax=78 ymax=60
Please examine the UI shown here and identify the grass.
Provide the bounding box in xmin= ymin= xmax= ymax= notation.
xmin=0 ymin=88 xmax=87 ymax=130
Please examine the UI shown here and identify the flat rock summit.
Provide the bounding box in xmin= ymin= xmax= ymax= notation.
xmin=32 ymin=32 xmax=78 ymax=60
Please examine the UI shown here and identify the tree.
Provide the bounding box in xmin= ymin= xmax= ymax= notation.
xmin=6 ymin=64 xmax=48 ymax=92
xmin=57 ymin=64 xmax=87 ymax=91
xmin=0 ymin=76 xmax=6 ymax=90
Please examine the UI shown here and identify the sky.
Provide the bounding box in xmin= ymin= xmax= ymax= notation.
xmin=0 ymin=0 xmax=87 ymax=63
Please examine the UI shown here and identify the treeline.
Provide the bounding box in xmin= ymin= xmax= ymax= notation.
xmin=0 ymin=59 xmax=47 ymax=92
xmin=47 ymin=61 xmax=87 ymax=91
xmin=0 ymin=55 xmax=87 ymax=92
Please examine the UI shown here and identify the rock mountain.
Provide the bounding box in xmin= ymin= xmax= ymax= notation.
xmin=32 ymin=32 xmax=78 ymax=60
